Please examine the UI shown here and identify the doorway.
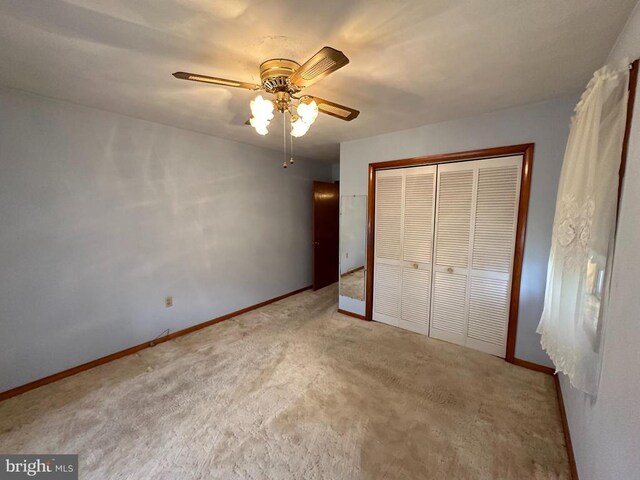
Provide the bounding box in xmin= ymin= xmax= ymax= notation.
xmin=312 ymin=181 xmax=339 ymax=290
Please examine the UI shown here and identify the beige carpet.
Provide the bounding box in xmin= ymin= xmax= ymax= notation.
xmin=0 ymin=285 xmax=569 ymax=479
xmin=340 ymin=269 xmax=366 ymax=300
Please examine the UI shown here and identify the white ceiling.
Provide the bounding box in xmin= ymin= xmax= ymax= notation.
xmin=0 ymin=0 xmax=635 ymax=161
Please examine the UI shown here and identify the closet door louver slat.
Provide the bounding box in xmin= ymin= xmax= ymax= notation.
xmin=400 ymin=268 xmax=432 ymax=332
xmin=434 ymin=170 xmax=474 ymax=268
xmin=431 ymin=271 xmax=467 ymax=338
xmin=467 ymin=277 xmax=510 ymax=344
xmin=403 ymin=173 xmax=435 ymax=264
xmin=374 ymin=263 xmax=401 ymax=319
xmin=472 ymin=166 xmax=520 ymax=274
xmin=374 ymin=176 xmax=403 ymax=261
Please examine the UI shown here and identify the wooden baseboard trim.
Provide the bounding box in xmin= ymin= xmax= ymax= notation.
xmin=337 ymin=308 xmax=367 ymax=320
xmin=513 ymin=360 xmax=577 ymax=478
xmin=0 ymin=285 xmax=312 ymax=402
xmin=554 ymin=375 xmax=579 ymax=480
xmin=511 ymin=357 xmax=555 ymax=375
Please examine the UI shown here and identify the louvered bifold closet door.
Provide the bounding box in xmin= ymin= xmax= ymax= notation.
xmin=430 ymin=156 xmax=522 ymax=357
xmin=373 ymin=166 xmax=436 ymax=331
xmin=399 ymin=166 xmax=437 ymax=334
xmin=373 ymin=169 xmax=404 ymax=327
xmin=430 ymin=163 xmax=475 ymax=346
xmin=466 ymin=156 xmax=522 ymax=357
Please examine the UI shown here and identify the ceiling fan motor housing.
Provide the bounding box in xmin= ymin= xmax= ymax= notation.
xmin=259 ymin=58 xmax=301 ymax=95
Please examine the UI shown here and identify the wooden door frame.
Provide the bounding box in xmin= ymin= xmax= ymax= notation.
xmin=365 ymin=143 xmax=534 ymax=363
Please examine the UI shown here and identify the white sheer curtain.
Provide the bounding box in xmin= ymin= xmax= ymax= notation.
xmin=538 ymin=60 xmax=630 ymax=395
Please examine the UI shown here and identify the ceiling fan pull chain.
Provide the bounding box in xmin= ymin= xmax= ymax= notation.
xmin=282 ymin=111 xmax=288 ymax=168
xmin=290 ymin=116 xmax=294 ymax=165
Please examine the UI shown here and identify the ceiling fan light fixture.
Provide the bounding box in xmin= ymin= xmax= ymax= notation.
xmin=290 ymin=115 xmax=310 ymax=137
xmin=297 ymin=100 xmax=319 ymax=125
xmin=249 ymin=116 xmax=270 ymax=135
xmin=250 ymin=95 xmax=274 ymax=122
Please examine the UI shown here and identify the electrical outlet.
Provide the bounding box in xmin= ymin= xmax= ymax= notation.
xmin=165 ymin=296 xmax=173 ymax=308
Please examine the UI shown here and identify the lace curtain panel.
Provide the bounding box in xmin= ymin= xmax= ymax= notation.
xmin=538 ymin=61 xmax=630 ymax=395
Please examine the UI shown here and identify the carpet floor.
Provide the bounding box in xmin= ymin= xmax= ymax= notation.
xmin=340 ymin=269 xmax=366 ymax=300
xmin=0 ymin=284 xmax=569 ymax=479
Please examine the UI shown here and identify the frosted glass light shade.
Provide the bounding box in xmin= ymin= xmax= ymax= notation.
xmin=297 ymin=100 xmax=318 ymax=125
xmin=250 ymin=95 xmax=274 ymax=122
xmin=249 ymin=116 xmax=269 ymax=135
xmin=291 ymin=116 xmax=310 ymax=137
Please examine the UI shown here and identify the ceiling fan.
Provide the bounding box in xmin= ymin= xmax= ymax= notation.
xmin=173 ymin=46 xmax=359 ymax=167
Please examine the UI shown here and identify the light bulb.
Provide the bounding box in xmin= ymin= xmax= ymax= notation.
xmin=297 ymin=100 xmax=318 ymax=125
xmin=250 ymin=95 xmax=274 ymax=122
xmin=290 ymin=116 xmax=310 ymax=137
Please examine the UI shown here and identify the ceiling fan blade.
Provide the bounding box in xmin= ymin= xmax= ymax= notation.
xmin=304 ymin=96 xmax=359 ymax=121
xmin=289 ymin=47 xmax=349 ymax=89
xmin=173 ymin=72 xmax=261 ymax=90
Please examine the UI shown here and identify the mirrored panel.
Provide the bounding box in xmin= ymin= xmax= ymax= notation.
xmin=339 ymin=195 xmax=367 ymax=302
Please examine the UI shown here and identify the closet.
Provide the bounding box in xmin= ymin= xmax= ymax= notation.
xmin=373 ymin=155 xmax=522 ymax=358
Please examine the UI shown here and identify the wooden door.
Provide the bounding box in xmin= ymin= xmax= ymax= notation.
xmin=312 ymin=181 xmax=339 ymax=290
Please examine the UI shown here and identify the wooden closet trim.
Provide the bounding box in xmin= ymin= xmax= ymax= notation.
xmin=365 ymin=143 xmax=534 ymax=363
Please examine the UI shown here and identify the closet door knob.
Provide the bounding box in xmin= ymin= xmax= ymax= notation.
xmin=412 ymin=263 xmax=419 ymax=269
xmin=447 ymin=267 xmax=454 ymax=274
